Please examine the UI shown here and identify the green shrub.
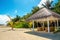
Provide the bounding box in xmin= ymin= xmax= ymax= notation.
xmin=14 ymin=22 xmax=29 ymax=28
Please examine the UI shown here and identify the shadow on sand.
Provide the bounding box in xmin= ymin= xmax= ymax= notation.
xmin=25 ymin=31 xmax=60 ymax=40
xmin=2 ymin=29 xmax=15 ymax=32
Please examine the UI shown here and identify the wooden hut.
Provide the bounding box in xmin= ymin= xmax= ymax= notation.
xmin=27 ymin=7 xmax=60 ymax=33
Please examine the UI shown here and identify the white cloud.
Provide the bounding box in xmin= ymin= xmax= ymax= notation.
xmin=0 ymin=15 xmax=11 ymax=25
xmin=38 ymin=0 xmax=53 ymax=8
xmin=14 ymin=10 xmax=18 ymax=14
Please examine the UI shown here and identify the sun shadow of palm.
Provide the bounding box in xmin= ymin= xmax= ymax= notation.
xmin=2 ymin=29 xmax=15 ymax=32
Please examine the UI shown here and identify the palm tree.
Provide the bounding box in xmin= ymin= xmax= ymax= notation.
xmin=7 ymin=15 xmax=21 ymax=30
xmin=42 ymin=0 xmax=53 ymax=9
xmin=21 ymin=6 xmax=40 ymax=20
xmin=31 ymin=6 xmax=40 ymax=14
xmin=53 ymin=0 xmax=60 ymax=14
xmin=12 ymin=15 xmax=21 ymax=22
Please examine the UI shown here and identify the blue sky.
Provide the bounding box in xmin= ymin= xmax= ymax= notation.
xmin=0 ymin=0 xmax=58 ymax=18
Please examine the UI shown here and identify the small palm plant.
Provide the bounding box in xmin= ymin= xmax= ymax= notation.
xmin=9 ymin=21 xmax=14 ymax=30
xmin=7 ymin=21 xmax=14 ymax=30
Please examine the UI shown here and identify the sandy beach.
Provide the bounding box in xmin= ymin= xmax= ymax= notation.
xmin=0 ymin=26 xmax=51 ymax=40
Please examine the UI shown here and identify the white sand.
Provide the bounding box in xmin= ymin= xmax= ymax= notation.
xmin=0 ymin=27 xmax=51 ymax=40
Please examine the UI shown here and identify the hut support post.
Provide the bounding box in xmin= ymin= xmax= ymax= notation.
xmin=33 ymin=21 xmax=34 ymax=31
xmin=55 ymin=21 xmax=56 ymax=31
xmin=47 ymin=19 xmax=50 ymax=33
xmin=57 ymin=20 xmax=59 ymax=29
xmin=43 ymin=22 xmax=44 ymax=31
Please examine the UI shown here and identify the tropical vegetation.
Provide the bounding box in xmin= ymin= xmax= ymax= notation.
xmin=7 ymin=0 xmax=60 ymax=33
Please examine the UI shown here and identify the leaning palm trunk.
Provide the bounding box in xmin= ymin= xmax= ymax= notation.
xmin=11 ymin=25 xmax=14 ymax=30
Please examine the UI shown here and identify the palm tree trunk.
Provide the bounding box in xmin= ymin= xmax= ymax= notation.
xmin=11 ymin=27 xmax=13 ymax=30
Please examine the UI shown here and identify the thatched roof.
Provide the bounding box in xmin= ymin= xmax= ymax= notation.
xmin=27 ymin=8 xmax=60 ymax=21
